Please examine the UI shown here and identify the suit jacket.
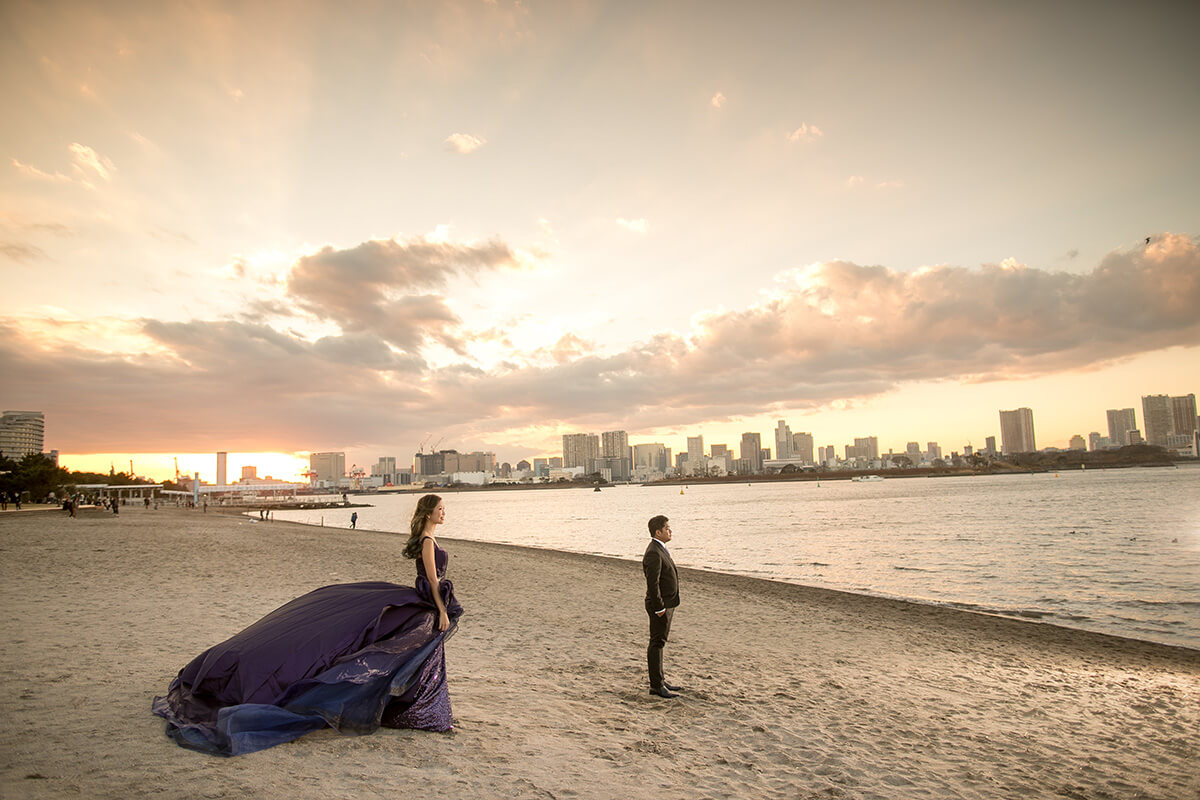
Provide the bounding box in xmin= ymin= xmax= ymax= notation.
xmin=643 ymin=539 xmax=680 ymax=614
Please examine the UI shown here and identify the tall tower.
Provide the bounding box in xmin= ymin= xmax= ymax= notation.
xmin=216 ymin=452 xmax=227 ymax=486
xmin=791 ymin=431 xmax=814 ymax=463
xmin=740 ymin=432 xmax=763 ymax=473
xmin=998 ymin=408 xmax=1036 ymax=454
xmin=774 ymin=420 xmax=793 ymax=459
xmin=1171 ymin=394 xmax=1197 ymax=436
xmin=562 ymin=433 xmax=600 ymax=470
xmin=1140 ymin=395 xmax=1173 ymax=447
xmin=1106 ymin=408 xmax=1137 ymax=446
xmin=686 ymin=435 xmax=705 ymax=475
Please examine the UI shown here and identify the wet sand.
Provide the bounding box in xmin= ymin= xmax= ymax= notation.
xmin=1 ymin=507 xmax=1197 ymax=799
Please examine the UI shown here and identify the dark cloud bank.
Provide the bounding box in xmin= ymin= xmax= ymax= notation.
xmin=4 ymin=233 xmax=1198 ymax=453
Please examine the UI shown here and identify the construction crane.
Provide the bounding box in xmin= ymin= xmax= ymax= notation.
xmin=417 ymin=433 xmax=432 ymax=454
xmin=174 ymin=457 xmax=180 ymax=482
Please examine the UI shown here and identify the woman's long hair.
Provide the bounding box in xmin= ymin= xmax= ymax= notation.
xmin=403 ymin=494 xmax=442 ymax=559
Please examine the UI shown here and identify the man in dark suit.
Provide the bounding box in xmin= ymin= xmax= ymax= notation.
xmin=643 ymin=514 xmax=682 ymax=698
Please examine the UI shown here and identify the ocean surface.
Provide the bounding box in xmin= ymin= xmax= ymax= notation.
xmin=272 ymin=464 xmax=1200 ymax=650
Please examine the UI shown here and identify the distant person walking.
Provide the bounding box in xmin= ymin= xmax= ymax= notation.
xmin=643 ymin=514 xmax=682 ymax=698
xmin=350 ymin=511 xmax=358 ymax=529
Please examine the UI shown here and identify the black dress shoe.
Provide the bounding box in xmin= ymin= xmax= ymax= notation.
xmin=649 ymin=686 xmax=678 ymax=698
xmin=663 ymin=682 xmax=684 ymax=692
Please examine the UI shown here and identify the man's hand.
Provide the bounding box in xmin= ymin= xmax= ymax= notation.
xmin=655 ymin=609 xmax=666 ymax=617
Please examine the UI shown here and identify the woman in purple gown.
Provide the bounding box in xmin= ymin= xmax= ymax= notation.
xmin=152 ymin=494 xmax=462 ymax=756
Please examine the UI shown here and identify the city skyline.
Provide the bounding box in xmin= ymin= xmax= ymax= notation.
xmin=42 ymin=387 xmax=1197 ymax=484
xmin=4 ymin=2 xmax=1200 ymax=479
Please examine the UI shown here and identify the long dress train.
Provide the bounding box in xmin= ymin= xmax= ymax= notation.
xmin=152 ymin=546 xmax=462 ymax=756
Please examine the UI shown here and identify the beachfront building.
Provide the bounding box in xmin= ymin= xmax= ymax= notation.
xmin=1171 ymin=394 xmax=1197 ymax=438
xmin=443 ymin=451 xmax=495 ymax=474
xmin=1140 ymin=395 xmax=1172 ymax=447
xmin=791 ymin=431 xmax=814 ymax=464
xmin=999 ymin=408 xmax=1036 ymax=454
xmin=562 ymin=433 xmax=600 ymax=470
xmin=740 ymin=432 xmax=763 ymax=474
xmin=0 ymin=410 xmax=44 ymax=459
xmin=371 ymin=456 xmax=397 ymax=484
xmin=600 ymin=430 xmax=632 ymax=480
xmin=686 ymin=435 xmax=705 ymax=476
xmin=633 ymin=443 xmax=671 ymax=476
xmin=310 ymin=452 xmax=346 ymax=485
xmin=774 ymin=420 xmax=793 ymax=459
xmin=1106 ymin=407 xmax=1137 ymax=446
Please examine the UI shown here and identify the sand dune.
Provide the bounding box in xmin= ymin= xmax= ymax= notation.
xmin=1 ymin=506 xmax=1197 ymax=799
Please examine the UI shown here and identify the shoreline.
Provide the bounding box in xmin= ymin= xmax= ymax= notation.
xmin=263 ymin=508 xmax=1200 ymax=656
xmin=3 ymin=508 xmax=1197 ymax=799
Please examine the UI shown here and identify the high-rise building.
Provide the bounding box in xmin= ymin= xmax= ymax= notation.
xmin=601 ymin=430 xmax=630 ymax=458
xmin=372 ymin=457 xmax=398 ymax=483
xmin=1171 ymin=394 xmax=1197 ymax=437
xmin=687 ymin=435 xmax=705 ymax=475
xmin=562 ymin=433 xmax=600 ymax=470
xmin=216 ymin=452 xmax=227 ymax=486
xmin=1087 ymin=432 xmax=1104 ymax=451
xmin=906 ymin=442 xmax=921 ymax=460
xmin=414 ymin=451 xmax=445 ymax=476
xmin=0 ymin=410 xmax=45 ymax=459
xmin=241 ymin=465 xmax=257 ymax=480
xmin=1141 ymin=395 xmax=1173 ymax=447
xmin=1068 ymin=435 xmax=1086 ymax=450
xmin=998 ymin=408 xmax=1036 ymax=454
xmin=1105 ymin=408 xmax=1137 ymax=446
xmin=710 ymin=443 xmax=733 ymax=473
xmin=548 ymin=456 xmax=563 ymax=468
xmin=929 ymin=441 xmax=944 ymax=460
xmin=740 ymin=432 xmax=762 ymax=474
xmin=633 ymin=443 xmax=670 ymax=473
xmin=774 ymin=420 xmax=793 ymax=460
xmin=792 ymin=431 xmax=814 ymax=464
xmin=599 ymin=431 xmax=632 ymax=480
xmin=444 ymin=451 xmax=496 ymax=474
xmin=310 ymin=452 xmax=346 ymax=483
xmin=854 ymin=436 xmax=879 ymax=460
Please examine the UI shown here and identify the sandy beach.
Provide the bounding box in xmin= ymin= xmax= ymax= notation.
xmin=1 ymin=507 xmax=1197 ymax=800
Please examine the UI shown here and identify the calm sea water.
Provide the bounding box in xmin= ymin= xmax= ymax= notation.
xmin=272 ymin=465 xmax=1200 ymax=650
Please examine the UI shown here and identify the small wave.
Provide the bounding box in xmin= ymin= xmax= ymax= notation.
xmin=804 ymin=561 xmax=831 ymax=567
xmin=1015 ymin=609 xmax=1049 ymax=619
xmin=893 ymin=565 xmax=930 ymax=572
xmin=1116 ymin=599 xmax=1200 ymax=608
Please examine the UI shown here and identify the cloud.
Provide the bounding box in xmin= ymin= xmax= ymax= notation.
xmin=68 ymin=143 xmax=115 ymax=181
xmin=616 ymin=218 xmax=648 ymax=233
xmin=846 ymin=175 xmax=864 ymax=188
xmin=1 ymin=242 xmax=48 ymax=262
xmin=787 ymin=123 xmax=823 ymax=143
xmin=444 ymin=133 xmax=486 ymax=154
xmin=5 ymin=235 xmax=1197 ymax=458
xmin=711 ymin=92 xmax=726 ymax=109
xmin=12 ymin=158 xmax=72 ymax=183
xmin=286 ymin=234 xmax=521 ymax=353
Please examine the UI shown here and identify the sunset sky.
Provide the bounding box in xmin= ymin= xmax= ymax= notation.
xmin=3 ymin=1 xmax=1199 ymax=483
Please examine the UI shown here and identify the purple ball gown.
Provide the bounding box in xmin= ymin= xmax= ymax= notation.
xmin=152 ymin=545 xmax=462 ymax=756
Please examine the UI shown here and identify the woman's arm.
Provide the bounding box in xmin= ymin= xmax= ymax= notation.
xmin=422 ymin=537 xmax=450 ymax=631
